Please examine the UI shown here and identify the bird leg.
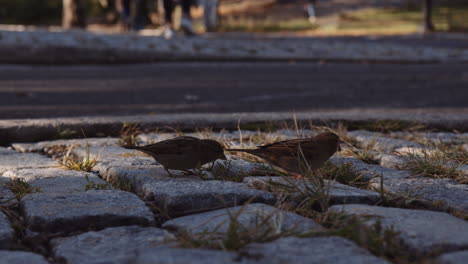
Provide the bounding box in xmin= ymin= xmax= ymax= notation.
xmin=205 ymin=161 xmax=215 ymax=171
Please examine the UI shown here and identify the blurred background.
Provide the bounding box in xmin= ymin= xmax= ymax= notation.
xmin=0 ymin=0 xmax=467 ymax=119
xmin=0 ymin=0 xmax=467 ymax=34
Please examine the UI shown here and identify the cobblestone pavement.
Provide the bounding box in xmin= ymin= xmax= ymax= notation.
xmin=0 ymin=128 xmax=467 ymax=263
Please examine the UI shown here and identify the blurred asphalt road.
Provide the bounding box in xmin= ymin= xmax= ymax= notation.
xmin=0 ymin=62 xmax=467 ymax=119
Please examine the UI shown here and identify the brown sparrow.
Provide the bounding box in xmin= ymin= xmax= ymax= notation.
xmin=227 ymin=132 xmax=340 ymax=175
xmin=123 ymin=136 xmax=227 ymax=177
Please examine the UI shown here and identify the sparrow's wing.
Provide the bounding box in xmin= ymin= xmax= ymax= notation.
xmin=138 ymin=136 xmax=200 ymax=155
xmin=258 ymin=138 xmax=310 ymax=150
xmin=297 ymin=140 xmax=324 ymax=160
xmin=260 ymin=138 xmax=325 ymax=159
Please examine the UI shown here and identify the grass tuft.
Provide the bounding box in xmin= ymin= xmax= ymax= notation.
xmin=60 ymin=144 xmax=97 ymax=172
xmin=346 ymin=149 xmax=379 ymax=164
xmin=425 ymin=142 xmax=468 ymax=165
xmin=118 ymin=122 xmax=142 ymax=147
xmin=404 ymin=149 xmax=466 ymax=184
xmin=319 ymin=161 xmax=369 ymax=188
xmin=83 ymin=175 xmax=112 ymax=191
xmin=110 ymin=176 xmax=134 ymax=192
xmin=6 ymin=179 xmax=41 ymax=200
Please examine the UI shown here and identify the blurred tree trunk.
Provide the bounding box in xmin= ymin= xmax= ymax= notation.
xmin=422 ymin=0 xmax=435 ymax=33
xmin=62 ymin=0 xmax=86 ymax=29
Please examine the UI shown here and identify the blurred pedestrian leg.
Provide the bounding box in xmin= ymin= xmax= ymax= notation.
xmin=201 ymin=0 xmax=219 ymax=32
xmin=116 ymin=0 xmax=131 ymax=28
xmin=117 ymin=0 xmax=146 ymax=31
xmin=180 ymin=0 xmax=195 ymax=35
xmin=305 ymin=0 xmax=317 ymax=23
xmin=62 ymin=0 xmax=86 ymax=29
xmin=163 ymin=0 xmax=195 ymax=36
xmin=132 ymin=0 xmax=147 ymax=30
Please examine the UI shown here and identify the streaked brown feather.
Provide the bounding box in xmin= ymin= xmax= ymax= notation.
xmin=123 ymin=136 xmax=226 ymax=173
xmin=227 ymin=132 xmax=340 ymax=174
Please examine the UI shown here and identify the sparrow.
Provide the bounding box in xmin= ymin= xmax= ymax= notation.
xmin=227 ymin=132 xmax=340 ymax=175
xmin=123 ymin=136 xmax=227 ymax=177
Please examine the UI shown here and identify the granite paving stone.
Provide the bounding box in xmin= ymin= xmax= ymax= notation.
xmin=132 ymin=248 xmax=247 ymax=264
xmin=370 ymin=177 xmax=468 ymax=214
xmin=3 ymin=168 xmax=108 ymax=194
xmin=375 ymin=153 xmax=408 ymax=169
xmin=330 ymin=157 xmax=468 ymax=212
xmin=51 ymin=226 xmax=174 ymax=264
xmin=393 ymin=146 xmax=435 ymax=156
xmin=211 ymin=159 xmax=274 ymax=178
xmin=379 ymin=152 xmax=468 ymax=178
xmin=329 ymin=156 xmax=411 ymax=181
xmin=436 ymin=250 xmax=468 ymax=264
xmin=72 ymin=146 xmax=156 ymax=164
xmin=0 ymin=177 xmax=16 ymax=206
xmin=348 ymin=130 xmax=424 ymax=152
xmin=163 ymin=203 xmax=322 ymax=237
xmin=104 ymin=165 xmax=189 ymax=182
xmin=101 ymin=155 xmax=274 ymax=211
xmin=0 ymin=211 xmax=14 ymax=248
xmin=240 ymin=236 xmax=390 ymax=264
xmin=0 ymin=250 xmax=49 ymax=264
xmin=329 ymin=204 xmax=468 ymax=257
xmin=243 ymin=176 xmax=380 ymax=205
xmin=140 ymin=180 xmax=276 ymax=216
xmin=392 ymin=148 xmax=467 ymax=176
xmin=0 ymin=147 xmax=16 ymax=155
xmin=12 ymin=137 xmax=119 ymax=153
xmin=390 ymin=132 xmax=468 ymax=144
xmin=0 ymin=152 xmax=57 ymax=174
xmin=72 ymin=146 xmax=156 ymax=174
xmin=0 ymin=212 xmax=13 ymax=249
xmin=21 ymin=190 xmax=154 ymax=233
